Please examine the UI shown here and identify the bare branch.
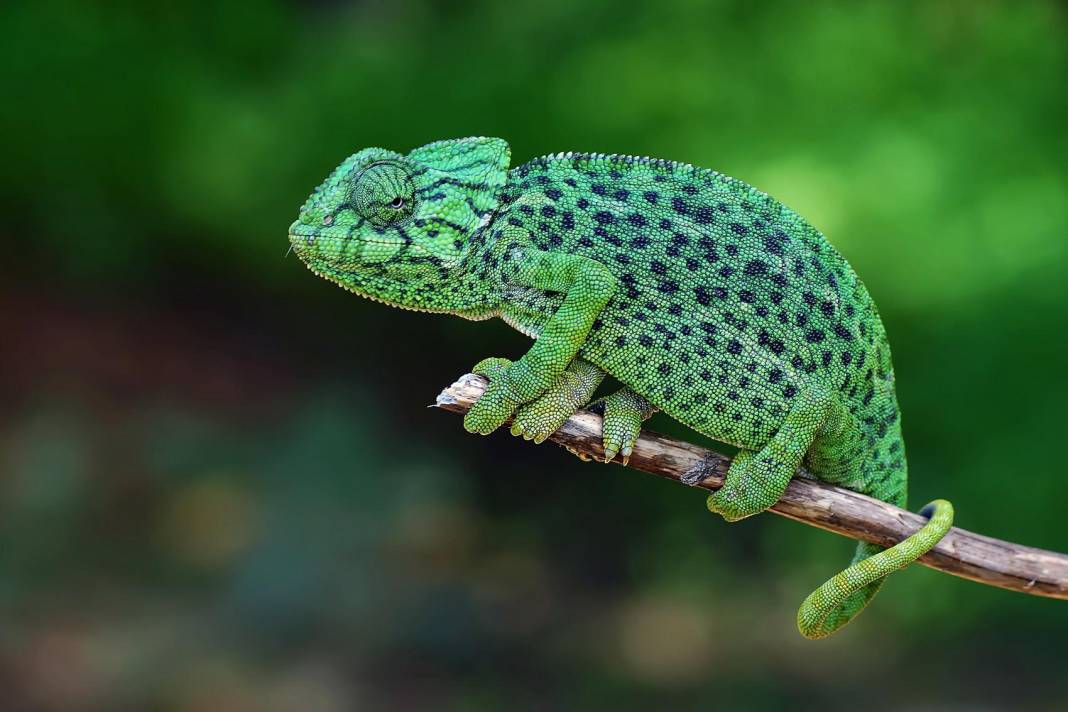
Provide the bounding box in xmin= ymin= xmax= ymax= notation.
xmin=436 ymin=373 xmax=1068 ymax=600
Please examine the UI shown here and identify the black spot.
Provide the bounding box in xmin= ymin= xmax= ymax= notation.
xmin=744 ymin=260 xmax=768 ymax=276
xmin=591 ymin=183 xmax=607 ymax=195
xmin=614 ymin=189 xmax=629 ymax=201
xmin=577 ymin=198 xmax=589 ymax=209
xmin=632 ymin=235 xmax=650 ymax=249
xmin=694 ymin=206 xmax=714 ymax=224
xmin=657 ymin=280 xmax=679 ymax=294
xmin=805 ymin=329 xmax=825 ymax=344
xmin=658 ymin=218 xmax=672 ymax=229
xmin=644 ymin=191 xmax=659 ymax=204
xmin=669 ymin=304 xmax=683 ymax=316
xmin=769 ymin=369 xmax=784 ymax=383
xmin=671 ymin=197 xmax=689 ymax=215
xmin=615 ymin=335 xmax=627 ymax=347
xmin=639 ymin=334 xmax=653 ymax=347
xmin=685 ymin=258 xmax=700 ymax=271
xmin=540 ymin=205 xmax=557 ymax=218
xmin=784 ymin=385 xmax=798 ymax=398
xmin=657 ymin=362 xmax=671 ymax=375
xmin=594 ymin=211 xmax=615 ymax=225
xmin=739 ymin=290 xmax=755 ymax=303
xmin=726 ymin=339 xmax=742 ymax=355
xmin=730 ymin=222 xmax=748 ymax=235
xmin=650 ymin=260 xmax=667 ymax=275
xmin=627 ymin=213 xmax=648 ymax=227
xmin=694 ymin=287 xmax=712 ymax=305
xmin=833 ymin=323 xmax=853 ymax=340
xmin=545 ymin=188 xmax=562 ymax=200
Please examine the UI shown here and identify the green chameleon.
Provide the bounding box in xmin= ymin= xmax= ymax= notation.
xmin=289 ymin=136 xmax=954 ymax=639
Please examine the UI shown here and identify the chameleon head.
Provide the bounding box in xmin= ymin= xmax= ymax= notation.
xmin=288 ymin=137 xmax=510 ymax=307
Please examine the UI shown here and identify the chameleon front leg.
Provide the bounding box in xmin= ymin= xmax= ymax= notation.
xmin=707 ymin=386 xmax=832 ymax=522
xmin=463 ymin=249 xmax=617 ymax=435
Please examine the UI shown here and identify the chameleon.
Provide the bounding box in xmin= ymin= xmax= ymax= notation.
xmin=288 ymin=136 xmax=954 ymax=639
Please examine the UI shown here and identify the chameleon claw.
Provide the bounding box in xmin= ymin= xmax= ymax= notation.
xmin=603 ymin=443 xmax=619 ymax=463
xmin=621 ymin=446 xmax=633 ymax=466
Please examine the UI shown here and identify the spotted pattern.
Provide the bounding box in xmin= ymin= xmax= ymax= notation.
xmin=472 ymin=152 xmax=906 ymax=501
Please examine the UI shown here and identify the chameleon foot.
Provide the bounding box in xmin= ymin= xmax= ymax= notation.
xmin=594 ymin=388 xmax=654 ymax=465
xmin=510 ymin=359 xmax=604 ymax=443
xmin=464 ymin=357 xmax=521 ymax=435
xmin=706 ymin=450 xmax=776 ymax=522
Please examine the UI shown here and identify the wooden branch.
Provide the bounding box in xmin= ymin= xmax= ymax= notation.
xmin=435 ymin=373 xmax=1068 ymax=600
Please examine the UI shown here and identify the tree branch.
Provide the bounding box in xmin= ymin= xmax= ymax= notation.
xmin=435 ymin=373 xmax=1068 ymax=600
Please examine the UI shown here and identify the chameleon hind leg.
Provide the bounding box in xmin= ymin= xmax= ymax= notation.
xmin=707 ymin=386 xmax=831 ymax=522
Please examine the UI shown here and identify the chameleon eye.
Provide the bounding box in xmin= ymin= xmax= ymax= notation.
xmin=351 ymin=161 xmax=415 ymax=227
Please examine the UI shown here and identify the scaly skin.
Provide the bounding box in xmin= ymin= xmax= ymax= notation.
xmin=289 ymin=137 xmax=954 ymax=638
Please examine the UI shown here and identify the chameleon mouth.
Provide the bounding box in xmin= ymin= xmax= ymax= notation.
xmin=287 ymin=220 xmax=407 ymax=247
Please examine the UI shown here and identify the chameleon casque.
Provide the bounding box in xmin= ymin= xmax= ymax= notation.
xmin=289 ymin=136 xmax=954 ymax=639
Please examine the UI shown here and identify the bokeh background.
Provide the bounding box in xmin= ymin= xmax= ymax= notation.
xmin=3 ymin=1 xmax=1067 ymax=709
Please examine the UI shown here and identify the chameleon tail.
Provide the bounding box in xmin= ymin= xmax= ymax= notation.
xmin=796 ymin=499 xmax=954 ymax=639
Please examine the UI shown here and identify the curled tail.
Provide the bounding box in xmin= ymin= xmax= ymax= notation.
xmin=796 ymin=499 xmax=954 ymax=639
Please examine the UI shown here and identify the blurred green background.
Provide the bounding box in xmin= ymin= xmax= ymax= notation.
xmin=3 ymin=1 xmax=1067 ymax=709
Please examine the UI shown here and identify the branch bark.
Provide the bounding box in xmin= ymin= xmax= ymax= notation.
xmin=435 ymin=372 xmax=1068 ymax=600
